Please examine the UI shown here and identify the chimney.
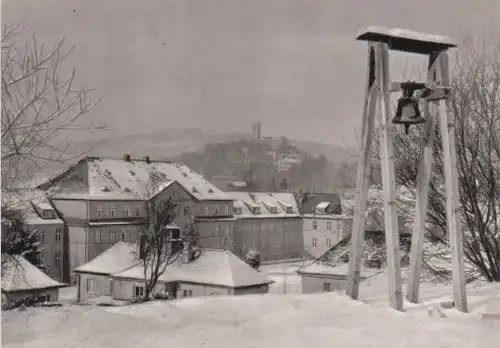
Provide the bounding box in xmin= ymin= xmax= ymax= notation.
xmin=137 ymin=235 xmax=147 ymax=260
xmin=144 ymin=156 xmax=151 ymax=164
xmin=181 ymin=242 xmax=194 ymax=264
xmin=123 ymin=153 xmax=131 ymax=162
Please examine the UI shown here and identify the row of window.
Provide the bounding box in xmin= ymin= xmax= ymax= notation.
xmin=38 ymin=229 xmax=63 ymax=243
xmin=311 ymin=220 xmax=345 ymax=231
xmin=311 ymin=237 xmax=332 ymax=248
xmin=94 ymin=229 xmax=130 ymax=243
xmin=39 ymin=252 xmax=62 ymax=266
xmin=95 ymin=206 xmax=139 ymax=219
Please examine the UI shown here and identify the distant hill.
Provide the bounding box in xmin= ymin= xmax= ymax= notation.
xmin=30 ymin=128 xmax=358 ymax=190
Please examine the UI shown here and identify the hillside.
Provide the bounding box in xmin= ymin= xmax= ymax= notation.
xmin=34 ymin=128 xmax=357 ymax=190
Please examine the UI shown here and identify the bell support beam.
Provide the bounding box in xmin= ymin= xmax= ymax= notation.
xmin=375 ymin=42 xmax=404 ymax=311
xmin=437 ymin=51 xmax=468 ymax=313
xmin=406 ymin=51 xmax=441 ymax=304
xmin=346 ymin=43 xmax=378 ymax=301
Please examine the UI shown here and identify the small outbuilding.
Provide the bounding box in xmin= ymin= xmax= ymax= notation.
xmin=74 ymin=242 xmax=274 ymax=303
xmin=1 ymin=255 xmax=67 ymax=307
xmin=297 ymin=262 xmax=381 ymax=293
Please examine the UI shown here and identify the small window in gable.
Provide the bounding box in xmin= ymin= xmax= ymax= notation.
xmin=43 ymin=210 xmax=55 ymax=219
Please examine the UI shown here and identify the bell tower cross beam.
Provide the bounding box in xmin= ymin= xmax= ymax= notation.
xmin=346 ymin=26 xmax=467 ymax=313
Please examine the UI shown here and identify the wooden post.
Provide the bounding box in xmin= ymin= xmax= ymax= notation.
xmin=346 ymin=44 xmax=378 ymax=300
xmin=374 ymin=43 xmax=403 ymax=311
xmin=406 ymin=52 xmax=440 ymax=303
xmin=437 ymin=51 xmax=468 ymax=313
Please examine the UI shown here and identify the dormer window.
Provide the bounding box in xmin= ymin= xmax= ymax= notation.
xmin=286 ymin=207 xmax=294 ymax=214
xmin=234 ymin=207 xmax=243 ymax=215
xmin=252 ymin=207 xmax=261 ymax=215
xmin=42 ymin=210 xmax=55 ymax=219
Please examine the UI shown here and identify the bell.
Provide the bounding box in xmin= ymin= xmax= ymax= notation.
xmin=392 ymin=81 xmax=427 ymax=134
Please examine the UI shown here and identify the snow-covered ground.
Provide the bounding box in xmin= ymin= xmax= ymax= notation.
xmin=2 ymin=271 xmax=500 ymax=348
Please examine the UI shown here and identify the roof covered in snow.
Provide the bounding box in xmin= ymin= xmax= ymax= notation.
xmin=297 ymin=261 xmax=382 ymax=278
xmin=73 ymin=242 xmax=139 ymax=275
xmin=229 ymin=192 xmax=300 ymax=218
xmin=296 ymin=192 xmax=342 ymax=215
xmin=1 ymin=255 xmax=66 ymax=292
xmin=38 ymin=156 xmax=232 ymax=201
xmin=74 ymin=241 xmax=272 ymax=288
xmin=113 ymin=248 xmax=273 ymax=288
xmin=1 ymin=189 xmax=63 ymax=225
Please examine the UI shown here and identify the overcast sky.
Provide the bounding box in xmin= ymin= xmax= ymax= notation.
xmin=3 ymin=0 xmax=499 ymax=145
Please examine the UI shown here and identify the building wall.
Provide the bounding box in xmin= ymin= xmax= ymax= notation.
xmin=233 ymin=217 xmax=304 ymax=261
xmin=31 ymin=221 xmax=66 ymax=282
xmin=76 ymin=273 xmax=112 ymax=303
xmin=3 ymin=288 xmax=60 ymax=304
xmin=193 ymin=201 xmax=234 ymax=218
xmin=86 ymin=224 xmax=142 ymax=261
xmin=111 ymin=278 xmax=165 ymax=301
xmin=303 ymin=217 xmax=352 ymax=259
xmin=68 ymin=226 xmax=88 ymax=281
xmin=300 ymin=274 xmax=349 ymax=294
xmin=50 ymin=199 xmax=88 ymax=224
xmin=196 ymin=219 xmax=236 ymax=250
xmin=233 ymin=284 xmax=270 ymax=295
xmin=176 ymin=282 xmax=232 ymax=298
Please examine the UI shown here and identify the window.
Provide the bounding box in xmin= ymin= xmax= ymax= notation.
xmin=214 ymin=205 xmax=219 ymax=215
xmin=224 ymin=206 xmax=229 ymax=216
xmin=322 ymin=282 xmax=332 ymax=292
xmin=135 ymin=207 xmax=140 ymax=217
xmin=312 ymin=220 xmax=318 ymax=230
xmin=312 ymin=237 xmax=317 ymax=248
xmin=95 ymin=229 xmax=101 ymax=243
xmin=182 ymin=289 xmax=193 ymax=298
xmin=55 ymin=228 xmax=62 ymax=242
xmin=96 ymin=207 xmax=103 ymax=219
xmin=43 ymin=210 xmax=54 ymax=219
xmin=87 ymin=279 xmax=96 ymax=293
xmin=121 ymin=230 xmax=129 ymax=242
xmin=326 ymin=221 xmax=332 ymax=231
xmin=54 ymin=252 xmax=61 ymax=266
xmin=215 ymin=223 xmax=220 ymax=237
xmin=326 ymin=238 xmax=331 ymax=247
xmin=183 ymin=206 xmax=189 ymax=216
xmin=109 ymin=230 xmax=116 ymax=242
xmin=110 ymin=206 xmax=116 ymax=218
xmin=39 ymin=230 xmax=44 ymax=242
xmin=134 ymin=285 xmax=144 ymax=298
xmin=204 ymin=206 xmax=209 ymax=215
xmin=124 ymin=206 xmax=131 ymax=217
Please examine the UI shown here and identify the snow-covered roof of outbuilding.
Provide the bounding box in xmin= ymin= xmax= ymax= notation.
xmin=38 ymin=156 xmax=232 ymax=201
xmin=73 ymin=242 xmax=139 ymax=275
xmin=1 ymin=255 xmax=66 ymax=292
xmin=113 ymin=248 xmax=273 ymax=288
xmin=297 ymin=262 xmax=382 ymax=279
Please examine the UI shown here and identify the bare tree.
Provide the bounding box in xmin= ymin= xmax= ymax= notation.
xmin=137 ymin=195 xmax=199 ymax=301
xmin=368 ymin=33 xmax=500 ymax=281
xmin=1 ymin=24 xmax=103 ymax=189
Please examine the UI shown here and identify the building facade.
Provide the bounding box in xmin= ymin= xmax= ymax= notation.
xmin=37 ymin=156 xmax=235 ymax=281
xmin=2 ymin=189 xmax=67 ymax=283
xmin=229 ymin=192 xmax=304 ymax=262
xmin=303 ymin=213 xmax=352 ymax=259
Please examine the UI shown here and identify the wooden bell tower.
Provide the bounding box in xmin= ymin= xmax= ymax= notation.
xmin=345 ymin=26 xmax=468 ymax=313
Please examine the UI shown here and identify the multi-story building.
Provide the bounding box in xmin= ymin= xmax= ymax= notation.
xmin=37 ymin=156 xmax=235 ymax=281
xmin=228 ymin=191 xmax=304 ymax=262
xmin=296 ymin=192 xmax=351 ymax=259
xmin=2 ymin=189 xmax=67 ymax=282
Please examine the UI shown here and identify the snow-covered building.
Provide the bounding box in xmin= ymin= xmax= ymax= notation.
xmin=74 ymin=242 xmax=273 ymax=303
xmin=229 ymin=192 xmax=304 ymax=262
xmin=37 ymin=156 xmax=236 ymax=281
xmin=2 ymin=189 xmax=67 ymax=282
xmin=297 ymin=261 xmax=381 ymax=294
xmin=1 ymin=255 xmax=67 ymax=305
